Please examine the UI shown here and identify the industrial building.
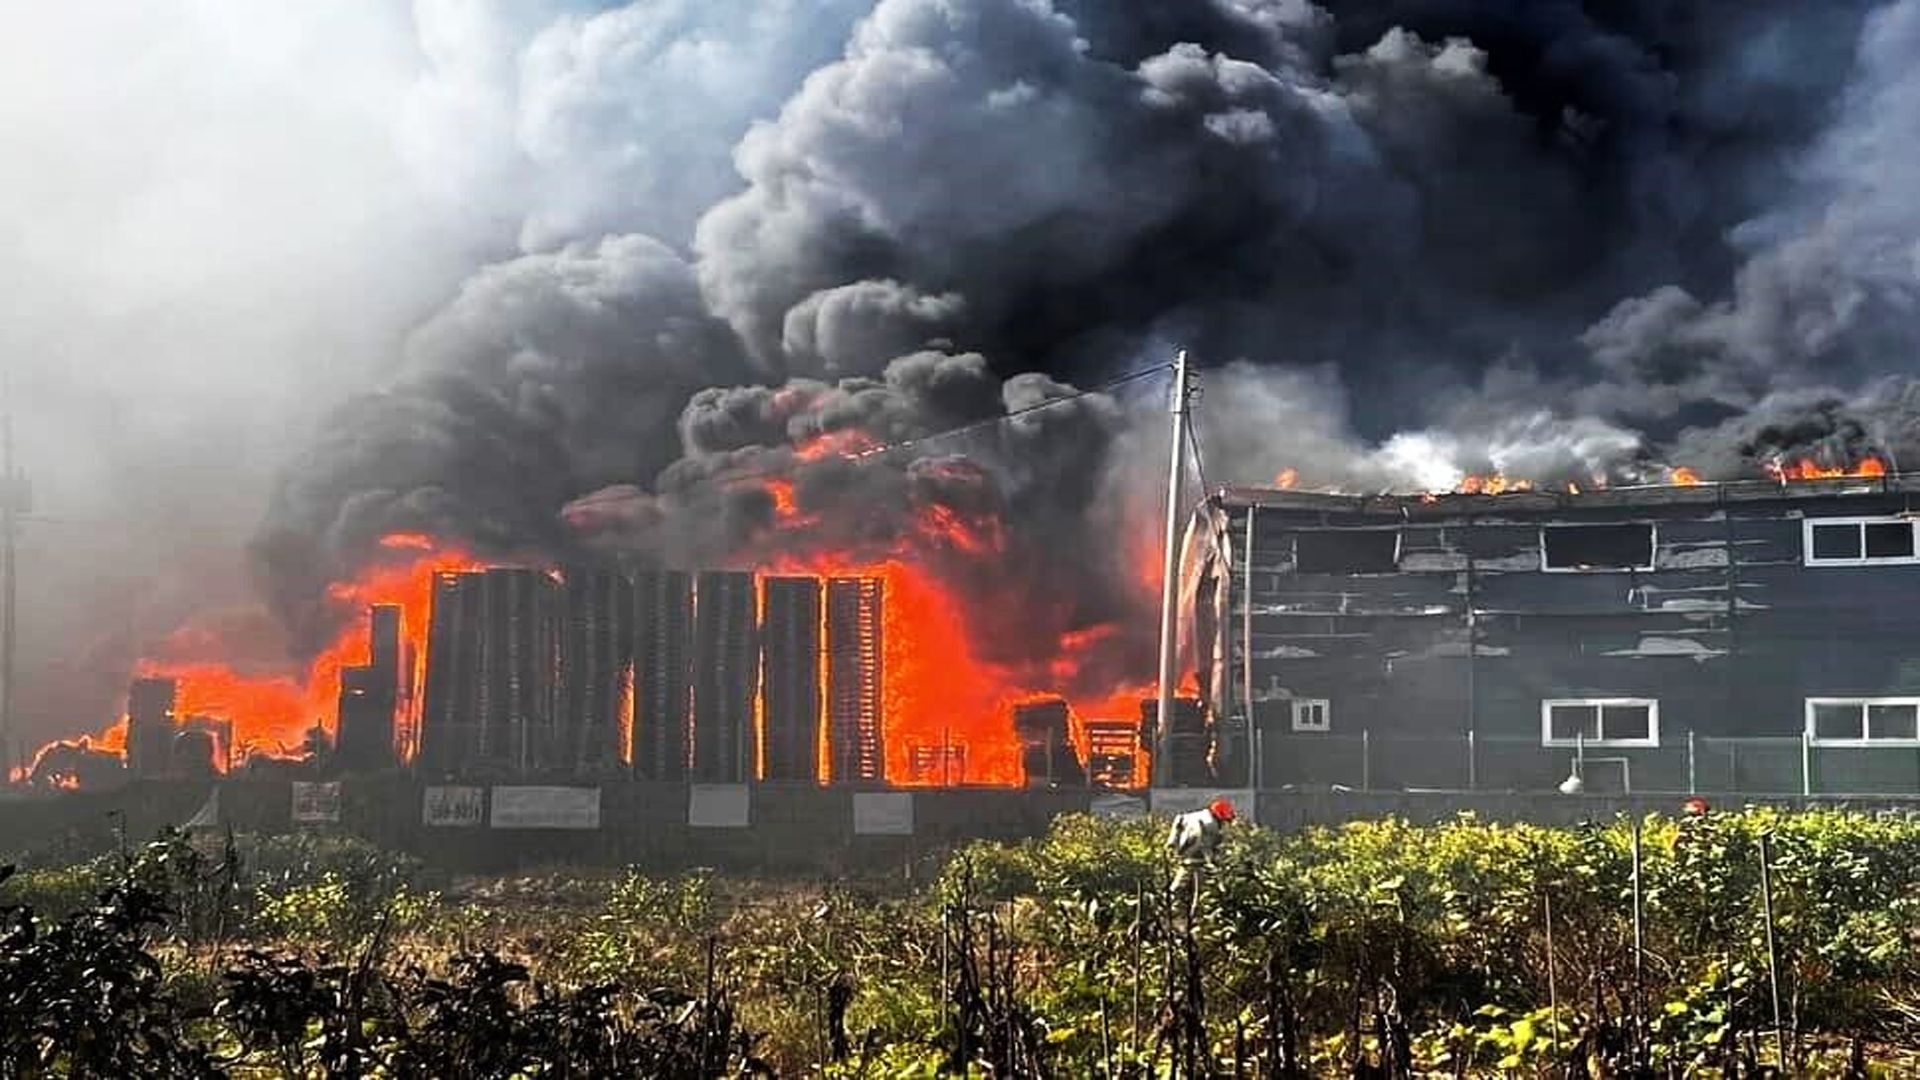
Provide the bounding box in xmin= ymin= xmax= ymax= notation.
xmin=1188 ymin=475 xmax=1920 ymax=795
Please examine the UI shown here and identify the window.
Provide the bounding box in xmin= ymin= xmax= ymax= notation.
xmin=1294 ymin=530 xmax=1398 ymax=574
xmin=1803 ymin=517 xmax=1920 ymax=566
xmin=1541 ymin=524 xmax=1655 ymax=572
xmin=1290 ymin=698 xmax=1330 ymax=733
xmin=1805 ymin=698 xmax=1920 ymax=745
xmin=1541 ymin=698 xmax=1659 ymax=747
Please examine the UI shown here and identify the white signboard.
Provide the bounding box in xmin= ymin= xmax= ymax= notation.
xmin=1090 ymin=793 xmax=1148 ymax=821
xmin=291 ymin=781 xmax=342 ymax=824
xmin=853 ymin=791 xmax=914 ymax=836
xmin=689 ymin=784 xmax=751 ymax=828
xmin=489 ymin=785 xmax=602 ymax=830
xmin=1150 ymin=788 xmax=1255 ymax=824
xmin=423 ymin=785 xmax=485 ymax=827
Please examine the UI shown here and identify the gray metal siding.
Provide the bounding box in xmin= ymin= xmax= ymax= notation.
xmin=1217 ymin=490 xmax=1920 ymax=792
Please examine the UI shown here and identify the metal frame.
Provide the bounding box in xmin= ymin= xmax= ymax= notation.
xmin=1290 ymin=698 xmax=1330 ymax=733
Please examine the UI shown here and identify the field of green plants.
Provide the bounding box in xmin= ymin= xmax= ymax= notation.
xmin=3 ymin=807 xmax=1918 ymax=1077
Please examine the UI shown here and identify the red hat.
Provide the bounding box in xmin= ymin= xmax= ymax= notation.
xmin=1209 ymin=798 xmax=1237 ymax=822
xmin=1682 ymin=796 xmax=1710 ymax=816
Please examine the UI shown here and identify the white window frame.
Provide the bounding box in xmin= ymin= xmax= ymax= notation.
xmin=1804 ymin=697 xmax=1920 ymax=747
xmin=1290 ymin=698 xmax=1330 ymax=733
xmin=1539 ymin=523 xmax=1657 ymax=573
xmin=1540 ymin=698 xmax=1660 ymax=747
xmin=1801 ymin=517 xmax=1920 ymax=567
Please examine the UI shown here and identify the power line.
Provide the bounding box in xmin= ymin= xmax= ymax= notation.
xmin=841 ymin=361 xmax=1170 ymax=464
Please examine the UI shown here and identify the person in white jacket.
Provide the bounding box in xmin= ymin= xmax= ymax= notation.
xmin=1167 ymin=798 xmax=1236 ymax=901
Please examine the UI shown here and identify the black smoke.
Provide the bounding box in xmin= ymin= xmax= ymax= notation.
xmin=256 ymin=0 xmax=1920 ymax=657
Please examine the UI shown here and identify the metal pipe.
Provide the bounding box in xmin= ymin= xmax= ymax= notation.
xmin=1242 ymin=505 xmax=1255 ymax=790
xmin=1154 ymin=350 xmax=1192 ymax=785
xmin=1631 ymin=815 xmax=1646 ymax=1029
xmin=1361 ymin=728 xmax=1371 ymax=792
xmin=1801 ymin=730 xmax=1813 ymax=797
xmin=1759 ymin=832 xmax=1786 ymax=1070
xmin=1 ymin=389 xmax=14 ymax=786
xmin=1544 ymin=890 xmax=1559 ymax=1064
xmin=1688 ymin=729 xmax=1697 ymax=795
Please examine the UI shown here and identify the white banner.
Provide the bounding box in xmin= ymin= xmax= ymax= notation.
xmin=853 ymin=791 xmax=914 ymax=836
xmin=1090 ymin=793 xmax=1147 ymax=821
xmin=291 ymin=781 xmax=342 ymax=824
xmin=489 ymin=785 xmax=602 ymax=830
xmin=1149 ymin=788 xmax=1255 ymax=823
xmin=689 ymin=784 xmax=751 ymax=828
xmin=423 ymin=785 xmax=485 ymax=827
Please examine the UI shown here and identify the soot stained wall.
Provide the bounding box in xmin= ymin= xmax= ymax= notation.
xmin=1201 ymin=479 xmax=1920 ymax=794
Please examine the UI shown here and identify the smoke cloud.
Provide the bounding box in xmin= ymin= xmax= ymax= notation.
xmin=16 ymin=0 xmax=1920 ymax=745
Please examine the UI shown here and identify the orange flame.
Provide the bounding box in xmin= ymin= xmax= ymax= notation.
xmin=1274 ymin=467 xmax=1299 ymax=489
xmin=31 ymin=534 xmax=481 ymax=775
xmin=1456 ymin=474 xmax=1533 ymax=495
xmin=754 ymin=488 xmax=1164 ymax=788
xmin=1766 ymin=455 xmax=1889 ymax=481
xmin=795 ymin=429 xmax=881 ymax=462
xmin=1669 ymin=466 xmax=1702 ymax=486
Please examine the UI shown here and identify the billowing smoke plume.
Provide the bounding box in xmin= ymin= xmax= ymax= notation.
xmin=167 ymin=1 xmax=1920 ymax=669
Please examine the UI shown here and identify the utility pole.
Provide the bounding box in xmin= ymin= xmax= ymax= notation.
xmin=1154 ymin=350 xmax=1193 ymax=786
xmin=0 ymin=390 xmax=19 ymax=784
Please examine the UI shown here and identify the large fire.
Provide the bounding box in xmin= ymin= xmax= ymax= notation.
xmin=756 ymin=483 xmax=1159 ymax=787
xmin=25 ymin=534 xmax=482 ymax=778
xmin=1268 ymin=456 xmax=1895 ymax=497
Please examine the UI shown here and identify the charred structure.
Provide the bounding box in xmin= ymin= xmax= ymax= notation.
xmin=825 ymin=577 xmax=885 ymax=783
xmin=1193 ymin=476 xmax=1920 ymax=795
xmin=760 ymin=576 xmax=823 ymax=782
xmin=632 ymin=570 xmax=694 ymax=779
xmin=126 ymin=677 xmax=177 ymax=780
xmin=692 ymin=571 xmax=758 ymax=782
xmin=417 ymin=568 xmax=561 ymax=776
xmin=557 ymin=569 xmax=633 ymax=774
xmin=1012 ymin=697 xmax=1084 ymax=787
xmin=335 ymin=604 xmax=402 ymax=772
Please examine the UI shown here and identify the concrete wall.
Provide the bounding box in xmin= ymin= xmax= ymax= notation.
xmin=6 ymin=781 xmax=1918 ymax=875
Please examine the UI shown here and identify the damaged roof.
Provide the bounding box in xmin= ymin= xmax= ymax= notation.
xmin=1211 ymin=474 xmax=1920 ymax=518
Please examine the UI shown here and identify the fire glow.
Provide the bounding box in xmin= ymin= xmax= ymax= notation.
xmin=28 ymin=534 xmax=482 ymax=777
xmin=1766 ymin=455 xmax=1888 ymax=481
xmin=757 ymin=489 xmax=1158 ymax=788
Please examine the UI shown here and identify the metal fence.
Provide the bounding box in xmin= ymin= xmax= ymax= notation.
xmin=1251 ymin=731 xmax=1920 ymax=796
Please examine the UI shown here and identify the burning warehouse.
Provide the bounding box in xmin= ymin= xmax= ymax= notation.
xmin=1189 ymin=472 xmax=1920 ymax=796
